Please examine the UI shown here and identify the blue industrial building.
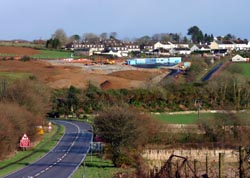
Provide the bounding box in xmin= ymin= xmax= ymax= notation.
xmin=126 ymin=57 xmax=181 ymax=68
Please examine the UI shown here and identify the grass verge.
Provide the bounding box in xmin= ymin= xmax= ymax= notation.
xmin=0 ymin=123 xmax=65 ymax=177
xmin=153 ymin=111 xmax=250 ymax=124
xmin=32 ymin=50 xmax=72 ymax=59
xmin=233 ymin=62 xmax=250 ymax=77
xmin=153 ymin=112 xmax=215 ymax=124
xmin=72 ymin=154 xmax=127 ymax=178
xmin=0 ymin=72 xmax=33 ymax=80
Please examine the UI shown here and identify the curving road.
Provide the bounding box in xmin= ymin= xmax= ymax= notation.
xmin=4 ymin=120 xmax=93 ymax=178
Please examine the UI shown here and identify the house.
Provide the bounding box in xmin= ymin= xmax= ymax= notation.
xmin=143 ymin=43 xmax=154 ymax=52
xmin=191 ymin=44 xmax=211 ymax=53
xmin=170 ymin=48 xmax=191 ymax=55
xmin=154 ymin=41 xmax=175 ymax=50
xmin=231 ymin=54 xmax=248 ymax=62
xmin=209 ymin=40 xmax=237 ymax=50
xmin=212 ymin=49 xmax=227 ymax=56
xmin=171 ymin=41 xmax=189 ymax=48
xmin=152 ymin=48 xmax=170 ymax=56
xmin=233 ymin=40 xmax=249 ymax=51
xmin=95 ymin=49 xmax=128 ymax=58
xmin=65 ymin=42 xmax=75 ymax=51
xmin=125 ymin=42 xmax=140 ymax=52
xmin=74 ymin=48 xmax=96 ymax=56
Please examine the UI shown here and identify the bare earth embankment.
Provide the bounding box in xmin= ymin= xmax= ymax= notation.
xmin=0 ymin=59 xmax=168 ymax=90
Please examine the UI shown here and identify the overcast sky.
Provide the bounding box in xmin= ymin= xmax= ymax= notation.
xmin=0 ymin=0 xmax=249 ymax=40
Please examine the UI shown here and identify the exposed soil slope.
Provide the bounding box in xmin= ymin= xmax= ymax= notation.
xmin=0 ymin=60 xmax=160 ymax=90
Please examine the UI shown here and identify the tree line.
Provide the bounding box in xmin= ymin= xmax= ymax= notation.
xmin=45 ymin=26 xmax=248 ymax=49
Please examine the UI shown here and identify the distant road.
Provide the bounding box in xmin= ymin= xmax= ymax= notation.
xmin=202 ymin=62 xmax=224 ymax=81
xmin=4 ymin=120 xmax=93 ymax=178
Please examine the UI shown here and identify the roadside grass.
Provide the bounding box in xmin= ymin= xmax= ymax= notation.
xmin=0 ymin=123 xmax=65 ymax=177
xmin=153 ymin=112 xmax=213 ymax=124
xmin=0 ymin=72 xmax=33 ymax=80
xmin=233 ymin=62 xmax=250 ymax=77
xmin=72 ymin=154 xmax=128 ymax=178
xmin=153 ymin=111 xmax=250 ymax=124
xmin=32 ymin=50 xmax=72 ymax=59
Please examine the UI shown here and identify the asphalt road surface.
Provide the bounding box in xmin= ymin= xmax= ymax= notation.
xmin=202 ymin=62 xmax=224 ymax=81
xmin=4 ymin=120 xmax=93 ymax=178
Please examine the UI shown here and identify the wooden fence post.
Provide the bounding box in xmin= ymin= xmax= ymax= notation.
xmin=219 ymin=153 xmax=225 ymax=178
xmin=206 ymin=155 xmax=208 ymax=175
xmin=194 ymin=159 xmax=198 ymax=175
xmin=239 ymin=146 xmax=244 ymax=178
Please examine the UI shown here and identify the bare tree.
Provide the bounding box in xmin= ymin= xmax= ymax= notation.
xmin=82 ymin=33 xmax=99 ymax=42
xmin=52 ymin=28 xmax=68 ymax=45
xmin=69 ymin=34 xmax=81 ymax=42
xmin=100 ymin=32 xmax=108 ymax=40
xmin=110 ymin=32 xmax=117 ymax=39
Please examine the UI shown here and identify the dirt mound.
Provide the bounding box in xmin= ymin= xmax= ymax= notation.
xmin=100 ymin=80 xmax=112 ymax=90
xmin=0 ymin=46 xmax=40 ymax=56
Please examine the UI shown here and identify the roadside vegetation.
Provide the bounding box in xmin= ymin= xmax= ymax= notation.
xmin=0 ymin=78 xmax=51 ymax=159
xmin=0 ymin=124 xmax=64 ymax=177
xmin=72 ymin=154 xmax=128 ymax=178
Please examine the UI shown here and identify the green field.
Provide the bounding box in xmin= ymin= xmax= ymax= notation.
xmin=0 ymin=72 xmax=33 ymax=80
xmin=72 ymin=154 xmax=129 ymax=178
xmin=0 ymin=123 xmax=64 ymax=177
xmin=153 ymin=112 xmax=250 ymax=124
xmin=32 ymin=50 xmax=72 ymax=59
xmin=233 ymin=63 xmax=250 ymax=77
xmin=153 ymin=112 xmax=215 ymax=124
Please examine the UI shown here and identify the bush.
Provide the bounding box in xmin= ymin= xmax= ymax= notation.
xmin=94 ymin=106 xmax=159 ymax=167
xmin=20 ymin=56 xmax=31 ymax=62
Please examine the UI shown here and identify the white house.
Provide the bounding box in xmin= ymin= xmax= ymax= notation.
xmin=231 ymin=54 xmax=247 ymax=62
xmin=170 ymin=48 xmax=191 ymax=55
xmin=125 ymin=43 xmax=140 ymax=52
xmin=154 ymin=41 xmax=175 ymax=50
xmin=233 ymin=40 xmax=249 ymax=51
xmin=96 ymin=49 xmax=128 ymax=57
xmin=190 ymin=44 xmax=211 ymax=52
xmin=209 ymin=41 xmax=234 ymax=50
xmin=171 ymin=42 xmax=189 ymax=48
xmin=209 ymin=40 xmax=250 ymax=51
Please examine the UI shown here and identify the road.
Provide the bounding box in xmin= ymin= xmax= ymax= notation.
xmin=4 ymin=120 xmax=93 ymax=178
xmin=201 ymin=62 xmax=224 ymax=81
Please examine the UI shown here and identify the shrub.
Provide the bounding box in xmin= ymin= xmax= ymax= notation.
xmin=20 ymin=55 xmax=31 ymax=62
